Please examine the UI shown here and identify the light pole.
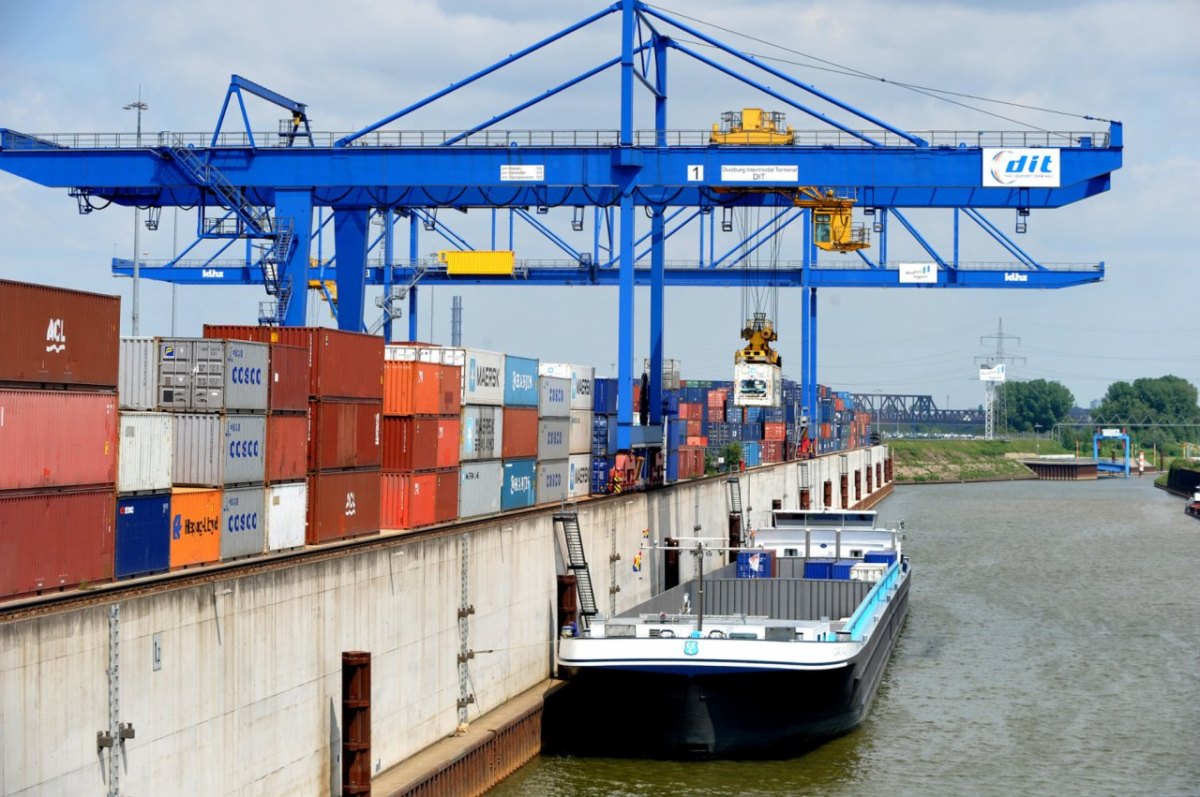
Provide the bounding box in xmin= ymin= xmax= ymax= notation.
xmin=123 ymin=92 xmax=148 ymax=335
xmin=1034 ymin=423 xmax=1042 ymax=455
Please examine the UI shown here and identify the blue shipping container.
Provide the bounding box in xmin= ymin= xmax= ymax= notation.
xmin=500 ymin=458 xmax=537 ymax=511
xmin=591 ymin=414 xmax=618 ymax=456
xmin=832 ymin=559 xmax=858 ymax=580
xmin=503 ymin=355 xmax=540 ymax=407
xmin=592 ymin=377 xmax=618 ymax=416
xmin=591 ymin=457 xmax=612 ymax=494
xmin=865 ymin=550 xmax=898 ymax=566
xmin=736 ymin=550 xmax=775 ymax=579
xmin=803 ymin=558 xmax=835 ymax=579
xmin=663 ymin=393 xmax=679 ymax=416
xmin=115 ymin=493 xmax=171 ymax=579
xmin=743 ymin=442 xmax=762 ymax=467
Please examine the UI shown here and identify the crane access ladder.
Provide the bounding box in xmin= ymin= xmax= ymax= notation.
xmin=554 ymin=512 xmax=598 ymax=633
xmin=725 ymin=477 xmax=748 ymax=553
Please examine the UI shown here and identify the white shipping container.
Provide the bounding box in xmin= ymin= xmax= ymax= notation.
xmin=539 ymin=363 xmax=595 ymax=410
xmin=537 ymin=418 xmax=570 ymax=460
xmin=265 ymin=481 xmax=307 ymax=551
xmin=458 ymin=460 xmax=502 ymax=518
xmin=568 ymin=410 xmax=593 ymax=455
xmin=567 ymin=454 xmax=591 ymax=499
xmin=850 ymin=562 xmax=888 ymax=583
xmin=119 ymin=337 xmax=158 ymax=411
xmin=460 ymin=405 xmax=505 ymax=462
xmin=733 ymin=361 xmax=783 ymax=407
xmin=538 ymin=376 xmax=571 ymax=419
xmin=536 ymin=458 xmax=569 ymax=505
xmin=173 ymin=413 xmax=267 ymax=487
xmin=117 ymin=411 xmax=174 ymax=493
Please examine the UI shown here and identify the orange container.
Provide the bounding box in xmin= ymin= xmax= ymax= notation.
xmin=764 ymin=422 xmax=787 ymax=442
xmin=437 ymin=365 xmax=461 ymax=415
xmin=380 ymin=472 xmax=438 ymax=529
xmin=384 ymin=361 xmax=438 ymax=416
xmin=686 ymin=436 xmax=708 ymax=447
xmin=437 ymin=417 xmax=461 ymax=469
xmin=685 ymin=419 xmax=702 ymax=437
xmin=169 ymin=488 xmax=221 ymax=569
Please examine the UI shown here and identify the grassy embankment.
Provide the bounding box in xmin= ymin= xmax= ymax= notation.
xmin=887 ymin=438 xmax=1070 ymax=484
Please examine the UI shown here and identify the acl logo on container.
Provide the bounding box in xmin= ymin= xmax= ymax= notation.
xmin=345 ymin=492 xmax=357 ymax=516
xmin=45 ymin=318 xmax=66 ymax=353
xmin=982 ymin=147 xmax=1060 ymax=187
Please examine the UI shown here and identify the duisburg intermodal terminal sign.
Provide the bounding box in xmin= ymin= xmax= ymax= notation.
xmin=983 ymin=148 xmax=1061 ymax=187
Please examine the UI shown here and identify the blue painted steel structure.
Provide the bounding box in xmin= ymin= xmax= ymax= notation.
xmin=0 ymin=0 xmax=1123 ymax=452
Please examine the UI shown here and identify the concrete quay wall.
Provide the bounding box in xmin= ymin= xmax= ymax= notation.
xmin=1 ymin=447 xmax=888 ymax=796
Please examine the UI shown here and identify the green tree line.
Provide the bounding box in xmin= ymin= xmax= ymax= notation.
xmin=1000 ymin=375 xmax=1200 ymax=453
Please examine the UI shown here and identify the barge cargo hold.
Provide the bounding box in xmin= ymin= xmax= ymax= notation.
xmin=556 ymin=508 xmax=910 ymax=757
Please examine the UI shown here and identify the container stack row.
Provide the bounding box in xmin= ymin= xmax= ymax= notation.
xmin=205 ymin=325 xmax=384 ymax=546
xmin=379 ymin=357 xmax=461 ymax=529
xmin=590 ymin=378 xmax=617 ymax=493
xmin=0 ymin=280 xmax=120 ymax=600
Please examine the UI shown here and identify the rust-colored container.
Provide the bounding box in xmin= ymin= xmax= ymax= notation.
xmin=686 ymin=436 xmax=708 ymax=447
xmin=169 ymin=487 xmax=221 ymax=569
xmin=308 ymin=399 xmax=382 ymax=472
xmin=0 ymin=389 xmax=118 ymax=491
xmin=685 ymin=419 xmax=702 ymax=437
xmin=381 ymin=416 xmax=439 ymax=473
xmin=308 ymin=469 xmax=381 ymax=544
xmin=0 ymin=280 xmax=120 ymax=389
xmin=437 ymin=364 xmax=462 ymax=415
xmin=383 ymin=361 xmax=438 ymax=416
xmin=501 ymin=407 xmax=538 ymax=459
xmin=436 ymin=417 xmax=461 ymax=469
xmin=380 ymin=471 xmax=439 ymax=529
xmin=267 ymin=412 xmax=308 ymax=483
xmin=0 ymin=488 xmax=115 ymax=600
xmin=204 ymin=325 xmax=383 ymax=400
xmin=764 ymin=422 xmax=787 ymax=442
xmin=435 ymin=468 xmax=459 ymax=524
xmin=269 ymin=344 xmax=310 ymax=412
xmin=762 ymin=440 xmax=785 ymax=463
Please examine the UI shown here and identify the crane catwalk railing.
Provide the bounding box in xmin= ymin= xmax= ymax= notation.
xmin=1 ymin=128 xmax=1111 ymax=151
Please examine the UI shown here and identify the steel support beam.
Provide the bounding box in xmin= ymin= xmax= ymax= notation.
xmin=333 ymin=209 xmax=369 ymax=331
xmin=275 ymin=189 xmax=313 ymax=327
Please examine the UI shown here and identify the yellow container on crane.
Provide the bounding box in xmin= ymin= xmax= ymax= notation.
xmin=438 ymin=250 xmax=515 ymax=276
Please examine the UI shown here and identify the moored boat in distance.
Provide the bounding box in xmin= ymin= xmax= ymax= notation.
xmin=554 ymin=508 xmax=910 ymax=758
xmin=1186 ymin=488 xmax=1200 ymax=519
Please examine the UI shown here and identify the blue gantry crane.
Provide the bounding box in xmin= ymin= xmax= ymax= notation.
xmin=0 ymin=0 xmax=1123 ymax=455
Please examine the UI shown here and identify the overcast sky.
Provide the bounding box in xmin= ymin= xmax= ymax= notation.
xmin=1 ymin=0 xmax=1196 ymax=409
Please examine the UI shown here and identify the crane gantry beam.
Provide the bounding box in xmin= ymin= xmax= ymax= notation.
xmin=0 ymin=0 xmax=1123 ymax=454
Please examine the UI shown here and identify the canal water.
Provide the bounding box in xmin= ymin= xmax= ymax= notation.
xmin=490 ymin=477 xmax=1200 ymax=797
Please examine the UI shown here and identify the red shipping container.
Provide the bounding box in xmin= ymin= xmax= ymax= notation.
xmin=380 ymin=471 xmax=437 ymax=529
xmin=502 ymin=407 xmax=538 ymax=459
xmin=267 ymin=412 xmax=308 ymax=483
xmin=205 ymin=325 xmax=383 ymax=401
xmin=0 ymin=280 xmax=120 ymax=389
xmin=309 ymin=399 xmax=382 ymax=472
xmin=437 ymin=364 xmax=462 ymax=415
xmin=685 ymin=419 xmax=702 ymax=437
xmin=308 ymin=469 xmax=381 ymax=544
xmin=435 ymin=468 xmax=459 ymax=523
xmin=437 ymin=417 xmax=461 ymax=469
xmin=764 ymin=422 xmax=787 ymax=442
xmin=0 ymin=390 xmax=118 ymax=491
xmin=381 ymin=416 xmax=440 ymax=473
xmin=0 ymin=488 xmax=115 ymax=600
xmin=269 ymin=344 xmax=309 ymax=412
xmin=762 ymin=440 xmax=784 ymax=463
xmin=686 ymin=436 xmax=708 ymax=447
xmin=383 ymin=361 xmax=440 ymax=416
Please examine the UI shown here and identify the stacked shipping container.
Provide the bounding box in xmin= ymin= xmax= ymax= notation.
xmin=380 ymin=357 xmax=462 ymax=529
xmin=0 ymin=280 xmax=119 ymax=599
xmin=499 ymin=354 xmax=538 ymax=513
xmin=535 ymin=365 xmax=574 ymax=505
xmin=206 ymin=326 xmax=383 ymax=545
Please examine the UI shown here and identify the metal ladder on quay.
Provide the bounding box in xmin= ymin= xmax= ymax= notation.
xmin=725 ymin=476 xmax=747 ymax=549
xmin=554 ymin=512 xmax=598 ymax=633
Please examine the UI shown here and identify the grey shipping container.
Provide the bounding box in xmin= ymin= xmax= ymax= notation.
xmin=537 ymin=418 xmax=570 ymax=460
xmin=173 ymin=413 xmax=266 ymax=487
xmin=567 ymin=453 xmax=591 ymax=499
xmin=538 ymin=376 xmax=571 ymax=419
xmin=119 ymin=337 xmax=158 ymax=411
xmin=536 ymin=458 xmax=569 ymax=505
xmin=458 ymin=460 xmax=502 ymax=518
xmin=460 ymin=405 xmax=504 ymax=462
xmin=117 ymin=411 xmax=174 ymax=494
xmin=568 ymin=410 xmax=594 ymax=455
xmin=157 ymin=338 xmax=269 ymax=412
xmin=220 ymin=485 xmax=266 ymax=559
